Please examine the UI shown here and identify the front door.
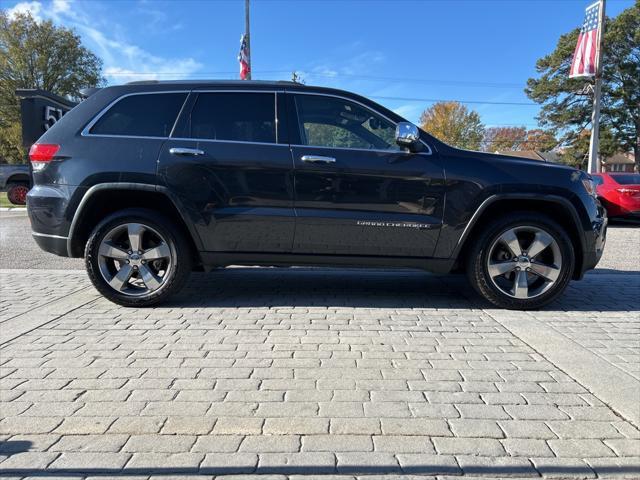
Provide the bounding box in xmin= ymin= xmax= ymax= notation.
xmin=157 ymin=90 xmax=295 ymax=253
xmin=290 ymin=93 xmax=445 ymax=257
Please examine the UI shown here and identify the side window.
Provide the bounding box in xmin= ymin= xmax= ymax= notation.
xmin=90 ymin=93 xmax=187 ymax=137
xmin=295 ymin=94 xmax=399 ymax=150
xmin=187 ymin=92 xmax=276 ymax=143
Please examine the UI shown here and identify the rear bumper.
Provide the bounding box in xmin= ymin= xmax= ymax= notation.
xmin=31 ymin=232 xmax=69 ymax=257
xmin=27 ymin=184 xmax=78 ymax=257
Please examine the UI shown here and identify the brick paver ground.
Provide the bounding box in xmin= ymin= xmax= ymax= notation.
xmin=1 ymin=263 xmax=639 ymax=478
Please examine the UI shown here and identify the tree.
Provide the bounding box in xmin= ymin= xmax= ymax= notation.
xmin=520 ymin=129 xmax=558 ymax=151
xmin=0 ymin=11 xmax=103 ymax=163
xmin=483 ymin=126 xmax=528 ymax=152
xmin=420 ymin=101 xmax=484 ymax=150
xmin=526 ymin=3 xmax=639 ymax=169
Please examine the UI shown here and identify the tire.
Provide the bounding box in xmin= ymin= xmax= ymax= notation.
xmin=85 ymin=208 xmax=192 ymax=307
xmin=7 ymin=183 xmax=29 ymax=205
xmin=465 ymin=212 xmax=575 ymax=310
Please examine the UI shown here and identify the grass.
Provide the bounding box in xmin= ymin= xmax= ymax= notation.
xmin=0 ymin=192 xmax=20 ymax=208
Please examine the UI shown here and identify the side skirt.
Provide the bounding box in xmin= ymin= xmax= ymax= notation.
xmin=200 ymin=252 xmax=455 ymax=274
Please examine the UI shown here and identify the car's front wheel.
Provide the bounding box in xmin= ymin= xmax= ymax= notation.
xmin=85 ymin=209 xmax=192 ymax=307
xmin=466 ymin=212 xmax=574 ymax=310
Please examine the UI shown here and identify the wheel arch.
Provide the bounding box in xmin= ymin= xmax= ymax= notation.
xmin=454 ymin=194 xmax=586 ymax=280
xmin=6 ymin=173 xmax=31 ymax=186
xmin=67 ymin=183 xmax=203 ymax=262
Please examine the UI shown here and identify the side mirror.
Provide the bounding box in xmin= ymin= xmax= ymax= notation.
xmin=395 ymin=122 xmax=421 ymax=152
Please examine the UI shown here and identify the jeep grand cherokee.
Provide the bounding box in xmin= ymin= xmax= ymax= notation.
xmin=27 ymin=81 xmax=607 ymax=309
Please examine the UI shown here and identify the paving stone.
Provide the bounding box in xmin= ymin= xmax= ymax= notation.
xmin=302 ymin=435 xmax=372 ymax=452
xmin=263 ymin=418 xmax=328 ymax=435
xmin=335 ymin=452 xmax=400 ymax=473
xmin=502 ymin=438 xmax=555 ymax=457
xmin=372 ymin=435 xmax=435 ymax=453
xmin=548 ymin=420 xmax=623 ymax=439
xmin=548 ymin=439 xmax=616 ymax=457
xmin=604 ymin=439 xmax=640 ymax=456
xmin=396 ymin=453 xmax=461 ymax=475
xmin=498 ymin=420 xmax=557 ymax=439
xmin=330 ymin=419 xmax=381 ymax=435
xmin=585 ymin=457 xmax=640 ymax=478
xmin=126 ymin=452 xmax=204 ymax=471
xmin=212 ymin=417 xmax=264 ymax=435
xmin=49 ymin=452 xmax=131 ymax=470
xmin=0 ymin=451 xmax=59 ymax=469
xmin=240 ymin=435 xmax=300 ymax=453
xmin=433 ymin=437 xmax=505 ymax=456
xmin=258 ymin=452 xmax=335 ymax=474
xmin=448 ymin=419 xmax=504 ymax=438
xmin=107 ymin=417 xmax=165 ymax=434
xmin=456 ymin=455 xmax=538 ymax=477
xmin=49 ymin=434 xmax=129 ymax=452
xmin=123 ymin=434 xmax=196 ymax=453
xmin=191 ymin=435 xmax=244 ymax=453
xmin=531 ymin=457 xmax=596 ymax=478
xmin=0 ymin=416 xmax=62 ymax=434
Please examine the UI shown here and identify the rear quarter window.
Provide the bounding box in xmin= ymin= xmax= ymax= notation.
xmin=89 ymin=92 xmax=188 ymax=137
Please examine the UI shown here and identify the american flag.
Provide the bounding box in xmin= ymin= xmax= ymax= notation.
xmin=569 ymin=1 xmax=601 ymax=78
xmin=238 ymin=34 xmax=250 ymax=80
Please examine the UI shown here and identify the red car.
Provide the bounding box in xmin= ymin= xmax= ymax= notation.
xmin=592 ymin=172 xmax=640 ymax=220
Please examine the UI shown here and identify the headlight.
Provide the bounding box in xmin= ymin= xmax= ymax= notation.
xmin=581 ymin=177 xmax=597 ymax=197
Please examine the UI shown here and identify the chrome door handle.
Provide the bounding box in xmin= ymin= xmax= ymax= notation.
xmin=301 ymin=155 xmax=336 ymax=164
xmin=169 ymin=147 xmax=205 ymax=156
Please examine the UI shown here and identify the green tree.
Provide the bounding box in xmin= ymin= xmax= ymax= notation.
xmin=0 ymin=11 xmax=104 ymax=163
xmin=525 ymin=2 xmax=639 ymax=169
xmin=420 ymin=101 xmax=485 ymax=150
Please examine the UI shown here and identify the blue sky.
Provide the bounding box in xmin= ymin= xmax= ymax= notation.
xmin=5 ymin=0 xmax=633 ymax=126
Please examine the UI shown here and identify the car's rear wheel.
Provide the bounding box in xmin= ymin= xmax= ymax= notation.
xmin=7 ymin=183 xmax=29 ymax=205
xmin=466 ymin=212 xmax=574 ymax=310
xmin=85 ymin=209 xmax=192 ymax=307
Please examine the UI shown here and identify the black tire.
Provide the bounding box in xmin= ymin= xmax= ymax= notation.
xmin=465 ymin=212 xmax=575 ymax=310
xmin=7 ymin=182 xmax=29 ymax=205
xmin=85 ymin=208 xmax=192 ymax=307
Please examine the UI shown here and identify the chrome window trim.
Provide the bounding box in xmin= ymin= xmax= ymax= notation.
xmin=172 ymin=89 xmax=280 ymax=145
xmin=81 ymin=90 xmax=191 ymax=139
xmin=288 ymin=90 xmax=433 ymax=156
xmin=169 ymin=137 xmax=288 ymax=148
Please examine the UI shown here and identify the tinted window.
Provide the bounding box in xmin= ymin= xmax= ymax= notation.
xmin=90 ymin=93 xmax=187 ymax=137
xmin=591 ymin=175 xmax=604 ymax=186
xmin=187 ymin=92 xmax=276 ymax=143
xmin=295 ymin=95 xmax=399 ymax=150
xmin=612 ymin=174 xmax=640 ymax=185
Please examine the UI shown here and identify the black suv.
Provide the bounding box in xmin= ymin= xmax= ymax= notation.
xmin=27 ymin=80 xmax=607 ymax=309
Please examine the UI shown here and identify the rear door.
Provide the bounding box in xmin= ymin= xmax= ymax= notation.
xmin=157 ymin=90 xmax=295 ymax=253
xmin=289 ymin=92 xmax=445 ymax=257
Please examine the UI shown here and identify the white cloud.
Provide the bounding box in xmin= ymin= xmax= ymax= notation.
xmin=7 ymin=1 xmax=42 ymax=20
xmin=52 ymin=0 xmax=70 ymax=13
xmin=5 ymin=0 xmax=202 ymax=84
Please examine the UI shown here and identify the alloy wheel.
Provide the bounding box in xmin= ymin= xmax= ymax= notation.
xmin=486 ymin=226 xmax=562 ymax=300
xmin=97 ymin=223 xmax=172 ymax=296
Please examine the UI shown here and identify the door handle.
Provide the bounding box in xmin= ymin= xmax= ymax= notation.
xmin=169 ymin=147 xmax=205 ymax=156
xmin=301 ymin=155 xmax=336 ymax=164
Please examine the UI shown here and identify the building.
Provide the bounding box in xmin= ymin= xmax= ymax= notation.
xmin=602 ymin=152 xmax=636 ymax=173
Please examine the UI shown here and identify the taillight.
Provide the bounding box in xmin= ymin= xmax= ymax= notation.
xmin=29 ymin=144 xmax=60 ymax=171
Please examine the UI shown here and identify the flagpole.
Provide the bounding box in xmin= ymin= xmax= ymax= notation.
xmin=587 ymin=0 xmax=606 ymax=174
xmin=244 ymin=0 xmax=252 ymax=80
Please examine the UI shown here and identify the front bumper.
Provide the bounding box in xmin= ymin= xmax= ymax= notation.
xmin=579 ymin=202 xmax=607 ymax=277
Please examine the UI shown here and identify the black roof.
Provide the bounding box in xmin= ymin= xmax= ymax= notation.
xmin=126 ymin=79 xmax=300 ymax=87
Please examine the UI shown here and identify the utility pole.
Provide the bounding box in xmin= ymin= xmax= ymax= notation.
xmin=587 ymin=0 xmax=606 ymax=174
xmin=244 ymin=0 xmax=252 ymax=80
